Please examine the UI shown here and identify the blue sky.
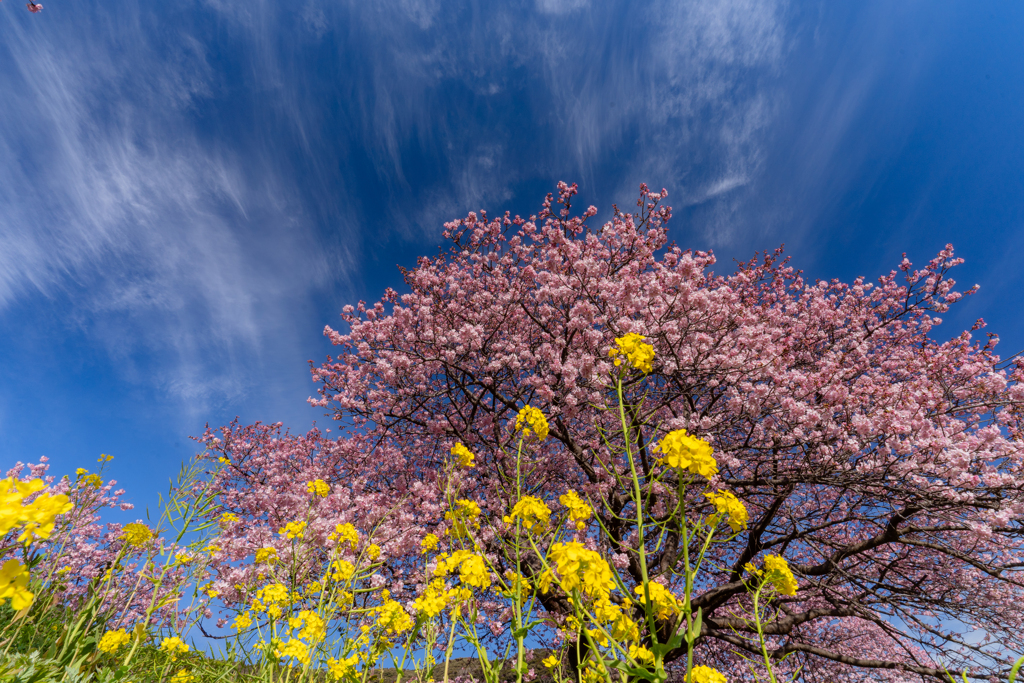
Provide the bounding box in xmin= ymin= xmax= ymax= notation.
xmin=2 ymin=0 xmax=1023 ymax=516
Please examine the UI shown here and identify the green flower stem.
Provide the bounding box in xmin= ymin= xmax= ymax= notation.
xmin=751 ymin=581 xmax=778 ymax=683
xmin=615 ymin=375 xmax=657 ymax=646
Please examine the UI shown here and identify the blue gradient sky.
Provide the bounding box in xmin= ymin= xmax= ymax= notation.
xmin=2 ymin=0 xmax=1023 ymax=515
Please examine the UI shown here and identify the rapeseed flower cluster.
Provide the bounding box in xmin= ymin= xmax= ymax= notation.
xmin=253 ymin=582 xmax=291 ymax=618
xmin=445 ymin=499 xmax=481 ymax=539
xmin=558 ymin=489 xmax=592 ymax=530
xmin=331 ymin=559 xmax=355 ymax=582
xmin=592 ymin=595 xmax=640 ymax=645
xmin=499 ymin=570 xmax=533 ymax=601
xmin=434 ymin=549 xmax=491 ymax=589
xmin=120 ymin=522 xmax=154 ymax=548
xmin=507 ymin=495 xmax=551 ymax=530
xmin=420 ymin=533 xmax=439 ymax=554
xmin=160 ymin=636 xmax=189 ymax=659
xmin=633 ymin=580 xmax=683 ymax=621
xmin=307 ymin=479 xmax=330 ymax=498
xmin=608 ymin=333 xmax=655 ymax=374
xmin=279 ymin=520 xmax=307 ymax=540
xmin=76 ymin=469 xmax=104 ymax=488
xmin=288 ymin=610 xmax=327 ymax=643
xmin=374 ymin=596 xmax=413 ymax=635
xmin=255 ymin=546 xmax=278 ymax=564
xmin=451 ymin=442 xmax=476 ymax=468
xmin=97 ymin=628 xmax=131 ymax=654
xmin=543 ymin=542 xmax=614 ymax=599
xmin=276 ymin=638 xmax=311 ymax=666
xmin=690 ymin=665 xmax=728 ymax=683
xmin=0 ymin=559 xmax=33 ymax=610
xmin=762 ymin=554 xmax=798 ymax=596
xmin=331 ymin=522 xmax=359 ymax=550
xmin=412 ymin=577 xmax=466 ymax=618
xmin=169 ymin=670 xmax=196 ymax=683
xmin=327 ymin=652 xmax=360 ymax=681
xmin=655 ymin=430 xmax=718 ymax=479
xmin=705 ymin=490 xmax=748 ymax=532
xmin=628 ymin=644 xmax=654 ymax=665
xmin=0 ymin=476 xmax=73 ymax=544
xmin=515 ymin=405 xmax=549 ymax=441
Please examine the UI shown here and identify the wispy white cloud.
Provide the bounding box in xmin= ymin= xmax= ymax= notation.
xmin=535 ymin=0 xmax=589 ymax=15
xmin=0 ymin=3 xmax=347 ymax=412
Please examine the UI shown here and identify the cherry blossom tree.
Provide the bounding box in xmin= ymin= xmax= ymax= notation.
xmin=209 ymin=183 xmax=1024 ymax=681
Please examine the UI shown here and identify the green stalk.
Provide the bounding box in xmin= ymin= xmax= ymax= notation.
xmin=751 ymin=582 xmax=777 ymax=683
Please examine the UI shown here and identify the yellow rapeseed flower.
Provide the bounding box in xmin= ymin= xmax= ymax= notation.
xmin=257 ymin=582 xmax=290 ymax=607
xmin=331 ymin=559 xmax=355 ymax=582
xmin=655 ymin=430 xmax=717 ymax=479
xmin=169 ymin=670 xmax=195 ymax=683
xmin=81 ymin=473 xmax=103 ymax=488
xmin=558 ymin=490 xmax=592 ymax=531
xmin=233 ymin=612 xmax=253 ymax=630
xmin=295 ymin=610 xmax=326 ymax=643
xmin=276 ymin=639 xmax=311 ymax=666
xmin=451 ymin=442 xmax=476 ymax=468
xmin=608 ymin=333 xmax=655 ymax=374
xmin=98 ymin=629 xmax=131 ymax=654
xmin=690 ymin=665 xmax=727 ymax=683
xmin=515 ymin=405 xmax=549 ymax=441
xmin=762 ymin=554 xmax=798 ymax=596
xmin=500 ymin=570 xmax=533 ymax=601
xmin=445 ymin=499 xmax=481 ymax=539
xmin=412 ymin=578 xmax=451 ymax=618
xmin=634 ymin=580 xmax=683 ymax=621
xmin=509 ymin=495 xmax=551 ymax=530
xmin=435 ymin=549 xmax=491 ymax=589
xmin=0 ymin=559 xmax=33 ymax=610
xmin=279 ymin=520 xmax=306 ymax=540
xmin=331 ymin=522 xmax=359 ymax=549
xmin=121 ymin=523 xmax=154 ymax=548
xmin=327 ymin=653 xmax=360 ymax=681
xmin=366 ymin=544 xmax=382 ymax=560
xmin=628 ymin=644 xmax=654 ymax=664
xmin=307 ymin=479 xmax=330 ymax=498
xmin=547 ymin=542 xmax=614 ymax=599
xmin=255 ymin=547 xmax=278 ymax=564
xmin=542 ymin=655 xmax=560 ymax=669
xmin=455 ymin=553 xmax=490 ymax=589
xmin=0 ymin=477 xmax=73 ymax=545
xmin=374 ymin=599 xmax=413 ymax=634
xmin=420 ymin=533 xmax=440 ymax=554
xmin=705 ymin=490 xmax=748 ymax=532
xmin=593 ymin=596 xmax=639 ymax=643
xmin=160 ymin=636 xmax=189 ymax=659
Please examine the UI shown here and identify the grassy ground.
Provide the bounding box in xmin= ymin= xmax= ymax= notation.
xmin=0 ymin=639 xmax=559 ymax=683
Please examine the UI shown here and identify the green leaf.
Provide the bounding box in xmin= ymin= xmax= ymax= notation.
xmin=687 ymin=607 xmax=703 ymax=643
xmin=607 ymin=659 xmax=661 ymax=683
